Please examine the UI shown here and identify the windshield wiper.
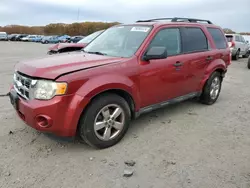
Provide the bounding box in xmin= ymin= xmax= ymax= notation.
xmin=87 ymin=51 xmax=107 ymax=56
xmin=82 ymin=50 xmax=106 ymax=56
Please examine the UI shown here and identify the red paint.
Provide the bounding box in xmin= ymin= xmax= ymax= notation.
xmin=11 ymin=21 xmax=230 ymax=137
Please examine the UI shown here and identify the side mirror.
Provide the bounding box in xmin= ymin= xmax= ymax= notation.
xmin=143 ymin=46 xmax=167 ymax=61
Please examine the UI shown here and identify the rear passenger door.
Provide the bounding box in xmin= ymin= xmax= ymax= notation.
xmin=207 ymin=27 xmax=229 ymax=65
xmin=179 ymin=27 xmax=212 ymax=94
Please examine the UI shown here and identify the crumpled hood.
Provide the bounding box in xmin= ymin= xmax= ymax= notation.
xmin=49 ymin=43 xmax=87 ymax=51
xmin=15 ymin=52 xmax=124 ymax=80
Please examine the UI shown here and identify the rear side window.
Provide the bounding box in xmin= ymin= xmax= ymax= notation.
xmin=235 ymin=35 xmax=240 ymax=42
xmin=181 ymin=27 xmax=208 ymax=53
xmin=207 ymin=28 xmax=227 ymax=49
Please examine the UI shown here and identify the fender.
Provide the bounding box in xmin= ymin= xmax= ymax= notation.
xmin=76 ymin=74 xmax=140 ymax=111
xmin=199 ymin=59 xmax=227 ymax=91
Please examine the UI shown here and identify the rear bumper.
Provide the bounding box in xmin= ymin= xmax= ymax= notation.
xmin=9 ymin=88 xmax=90 ymax=137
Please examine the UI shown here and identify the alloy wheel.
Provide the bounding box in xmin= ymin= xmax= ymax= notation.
xmin=94 ymin=104 xmax=125 ymax=141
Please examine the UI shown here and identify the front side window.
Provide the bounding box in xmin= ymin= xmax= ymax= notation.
xmin=181 ymin=27 xmax=208 ymax=53
xmin=207 ymin=28 xmax=227 ymax=49
xmin=147 ymin=28 xmax=181 ymax=56
xmin=241 ymin=36 xmax=245 ymax=43
xmin=84 ymin=25 xmax=152 ymax=58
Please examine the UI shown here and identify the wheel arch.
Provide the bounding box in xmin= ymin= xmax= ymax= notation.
xmin=199 ymin=59 xmax=227 ymax=91
xmin=84 ymin=89 xmax=137 ymax=119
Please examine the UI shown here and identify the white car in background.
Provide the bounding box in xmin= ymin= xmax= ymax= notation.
xmin=225 ymin=34 xmax=250 ymax=60
xmin=0 ymin=32 xmax=8 ymax=41
xmin=21 ymin=35 xmax=37 ymax=42
xmin=242 ymin=35 xmax=250 ymax=47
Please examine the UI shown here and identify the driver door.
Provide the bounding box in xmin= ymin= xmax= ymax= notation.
xmin=139 ymin=27 xmax=191 ymax=108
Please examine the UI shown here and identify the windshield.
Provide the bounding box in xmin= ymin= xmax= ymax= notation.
xmin=78 ymin=30 xmax=103 ymax=44
xmin=84 ymin=25 xmax=152 ymax=58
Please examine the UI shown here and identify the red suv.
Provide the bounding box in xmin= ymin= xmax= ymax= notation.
xmin=9 ymin=18 xmax=230 ymax=149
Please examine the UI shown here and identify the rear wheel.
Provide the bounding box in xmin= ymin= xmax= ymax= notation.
xmin=200 ymin=72 xmax=222 ymax=105
xmin=77 ymin=93 xmax=131 ymax=149
xmin=232 ymin=50 xmax=240 ymax=60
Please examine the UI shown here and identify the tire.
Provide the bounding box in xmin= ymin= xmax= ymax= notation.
xmin=232 ymin=50 xmax=240 ymax=60
xmin=248 ymin=58 xmax=250 ymax=69
xmin=200 ymin=71 xmax=222 ymax=105
xmin=243 ymin=51 xmax=250 ymax=58
xmin=77 ymin=93 xmax=131 ymax=149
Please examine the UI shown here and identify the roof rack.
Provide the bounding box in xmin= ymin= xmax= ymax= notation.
xmin=136 ymin=17 xmax=213 ymax=24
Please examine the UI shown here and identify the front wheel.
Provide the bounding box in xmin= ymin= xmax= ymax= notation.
xmin=200 ymin=72 xmax=222 ymax=105
xmin=77 ymin=93 xmax=131 ymax=149
xmin=243 ymin=51 xmax=250 ymax=58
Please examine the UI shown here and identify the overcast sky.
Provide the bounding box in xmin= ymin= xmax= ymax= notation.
xmin=0 ymin=0 xmax=249 ymax=32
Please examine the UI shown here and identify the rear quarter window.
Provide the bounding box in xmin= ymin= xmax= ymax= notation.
xmin=226 ymin=35 xmax=233 ymax=42
xmin=181 ymin=27 xmax=208 ymax=53
xmin=207 ymin=28 xmax=227 ymax=49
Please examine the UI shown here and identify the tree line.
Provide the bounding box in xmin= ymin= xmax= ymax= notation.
xmin=0 ymin=23 xmax=249 ymax=36
xmin=223 ymin=28 xmax=250 ymax=35
xmin=0 ymin=22 xmax=120 ymax=36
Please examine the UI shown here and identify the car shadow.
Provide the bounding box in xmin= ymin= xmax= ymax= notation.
xmin=41 ymin=98 xmax=205 ymax=151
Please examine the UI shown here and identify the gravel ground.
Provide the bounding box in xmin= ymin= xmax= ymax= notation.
xmin=0 ymin=42 xmax=250 ymax=188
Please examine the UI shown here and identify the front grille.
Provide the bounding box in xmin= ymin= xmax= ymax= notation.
xmin=14 ymin=72 xmax=32 ymax=100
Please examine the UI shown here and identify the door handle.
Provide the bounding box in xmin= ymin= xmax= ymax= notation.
xmin=206 ymin=56 xmax=213 ymax=61
xmin=174 ymin=61 xmax=183 ymax=67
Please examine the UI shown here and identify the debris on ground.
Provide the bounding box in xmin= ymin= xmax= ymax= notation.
xmin=101 ymin=159 xmax=107 ymax=164
xmin=125 ymin=160 xmax=136 ymax=167
xmin=5 ymin=172 xmax=11 ymax=177
xmin=168 ymin=120 xmax=172 ymax=124
xmin=166 ymin=160 xmax=176 ymax=165
xmin=123 ymin=169 xmax=134 ymax=177
xmin=8 ymin=131 xmax=14 ymax=135
xmin=133 ymin=134 xmax=138 ymax=138
xmin=188 ymin=112 xmax=198 ymax=116
xmin=47 ymin=148 xmax=52 ymax=153
xmin=109 ymin=162 xmax=118 ymax=167
xmin=89 ymin=157 xmax=94 ymax=161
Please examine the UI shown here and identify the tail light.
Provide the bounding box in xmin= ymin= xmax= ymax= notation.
xmin=231 ymin=41 xmax=235 ymax=48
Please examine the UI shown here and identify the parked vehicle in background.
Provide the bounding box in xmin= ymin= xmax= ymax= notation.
xmin=9 ymin=18 xmax=231 ymax=149
xmin=21 ymin=35 xmax=37 ymax=42
xmin=225 ymin=34 xmax=249 ymax=60
xmin=15 ymin=34 xmax=28 ymax=41
xmin=47 ymin=30 xmax=104 ymax=54
xmin=70 ymin=36 xmax=85 ymax=43
xmin=242 ymin=35 xmax=250 ymax=47
xmin=8 ymin=34 xmax=18 ymax=41
xmin=58 ymin=35 xmax=71 ymax=43
xmin=32 ymin=35 xmax=44 ymax=43
xmin=0 ymin=32 xmax=8 ymax=41
xmin=41 ymin=35 xmax=60 ymax=44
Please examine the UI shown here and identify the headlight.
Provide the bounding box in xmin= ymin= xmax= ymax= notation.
xmin=31 ymin=80 xmax=67 ymax=100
